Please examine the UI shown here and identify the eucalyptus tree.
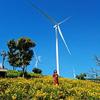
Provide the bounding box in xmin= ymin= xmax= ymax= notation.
xmin=7 ymin=37 xmax=36 ymax=77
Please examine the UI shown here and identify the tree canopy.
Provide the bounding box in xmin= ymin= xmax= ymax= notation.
xmin=7 ymin=37 xmax=36 ymax=77
xmin=76 ymin=73 xmax=87 ymax=80
xmin=32 ymin=67 xmax=42 ymax=74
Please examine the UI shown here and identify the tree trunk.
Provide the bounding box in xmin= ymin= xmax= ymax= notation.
xmin=13 ymin=66 xmax=16 ymax=70
xmin=22 ymin=66 xmax=25 ymax=78
xmin=2 ymin=57 xmax=5 ymax=69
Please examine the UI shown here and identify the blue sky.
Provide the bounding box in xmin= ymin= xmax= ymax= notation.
xmin=0 ymin=0 xmax=100 ymax=78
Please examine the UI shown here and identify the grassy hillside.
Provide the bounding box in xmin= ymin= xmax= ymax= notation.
xmin=0 ymin=76 xmax=100 ymax=100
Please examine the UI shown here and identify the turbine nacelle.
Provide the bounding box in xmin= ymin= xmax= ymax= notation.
xmin=53 ymin=24 xmax=58 ymax=28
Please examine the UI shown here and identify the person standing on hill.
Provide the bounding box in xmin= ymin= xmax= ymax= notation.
xmin=53 ymin=70 xmax=59 ymax=85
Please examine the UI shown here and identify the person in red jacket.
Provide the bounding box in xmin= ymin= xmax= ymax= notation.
xmin=53 ymin=70 xmax=59 ymax=85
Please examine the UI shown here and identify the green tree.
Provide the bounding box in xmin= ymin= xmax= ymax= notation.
xmin=76 ymin=73 xmax=87 ymax=80
xmin=32 ymin=67 xmax=42 ymax=74
xmin=7 ymin=37 xmax=36 ymax=77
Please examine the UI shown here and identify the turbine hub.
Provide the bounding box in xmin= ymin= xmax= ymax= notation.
xmin=53 ymin=24 xmax=58 ymax=28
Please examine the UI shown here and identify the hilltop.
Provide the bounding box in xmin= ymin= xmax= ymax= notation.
xmin=0 ymin=76 xmax=100 ymax=100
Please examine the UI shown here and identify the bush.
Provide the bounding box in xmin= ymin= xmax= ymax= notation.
xmin=76 ymin=73 xmax=87 ymax=80
xmin=32 ymin=68 xmax=42 ymax=74
xmin=6 ymin=70 xmax=22 ymax=78
xmin=28 ymin=72 xmax=42 ymax=78
xmin=6 ymin=70 xmax=42 ymax=78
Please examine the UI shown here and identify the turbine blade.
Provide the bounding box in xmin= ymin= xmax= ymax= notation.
xmin=27 ymin=0 xmax=56 ymax=25
xmin=38 ymin=56 xmax=41 ymax=62
xmin=58 ymin=16 xmax=71 ymax=25
xmin=57 ymin=26 xmax=71 ymax=55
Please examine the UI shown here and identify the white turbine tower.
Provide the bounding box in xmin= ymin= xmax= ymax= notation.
xmin=28 ymin=1 xmax=71 ymax=75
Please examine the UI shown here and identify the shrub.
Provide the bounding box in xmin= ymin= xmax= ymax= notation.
xmin=6 ymin=70 xmax=22 ymax=78
xmin=32 ymin=68 xmax=42 ymax=74
xmin=6 ymin=70 xmax=42 ymax=78
xmin=76 ymin=73 xmax=87 ymax=80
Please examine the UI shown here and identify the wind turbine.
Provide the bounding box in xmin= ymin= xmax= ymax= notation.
xmin=28 ymin=0 xmax=71 ymax=75
xmin=73 ymin=68 xmax=76 ymax=79
xmin=34 ymin=51 xmax=41 ymax=68
xmin=66 ymin=68 xmax=76 ymax=79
